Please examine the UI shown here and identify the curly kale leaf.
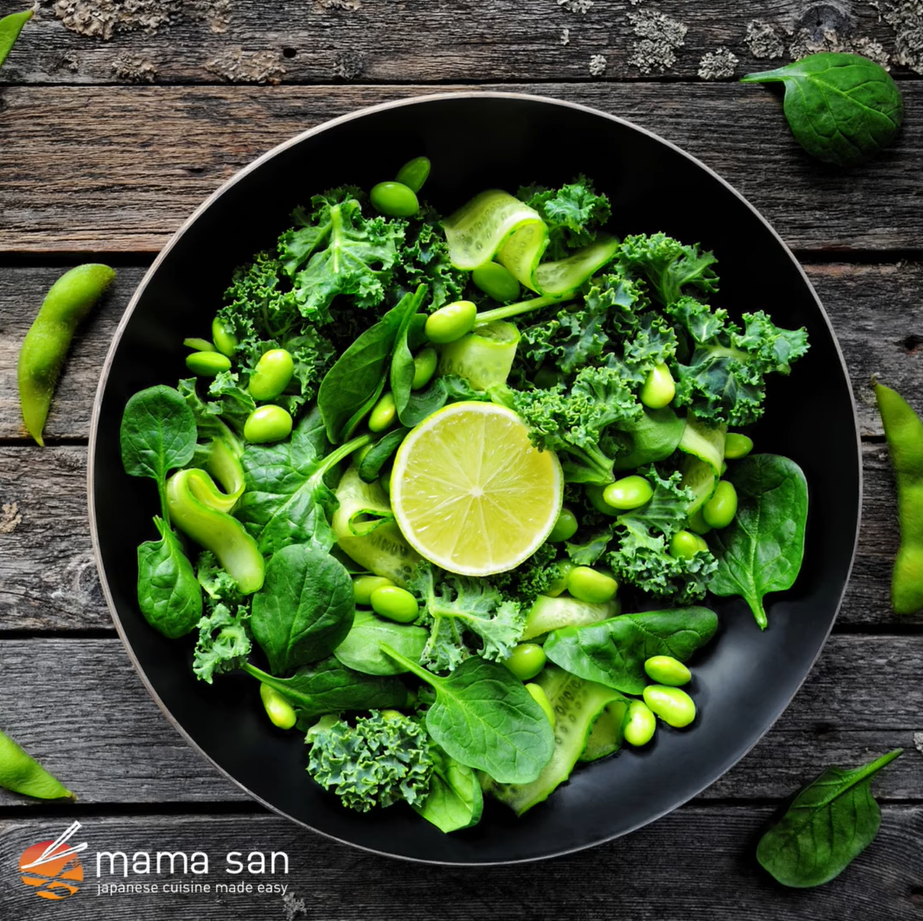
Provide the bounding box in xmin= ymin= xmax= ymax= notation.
xmin=400 ymin=212 xmax=468 ymax=310
xmin=409 ymin=563 xmax=525 ymax=673
xmin=667 ymin=297 xmax=810 ymax=426
xmin=279 ymin=189 xmax=406 ymax=318
xmin=193 ymin=603 xmax=252 ymax=684
xmin=306 ymin=711 xmax=434 ymax=812
xmin=618 ymin=232 xmax=719 ymax=307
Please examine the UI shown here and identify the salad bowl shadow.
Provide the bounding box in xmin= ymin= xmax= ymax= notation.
xmin=89 ymin=91 xmax=861 ymax=865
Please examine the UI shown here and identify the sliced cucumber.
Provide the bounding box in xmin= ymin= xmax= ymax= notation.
xmin=533 ymin=235 xmax=619 ymax=296
xmin=522 ymin=594 xmax=619 ymax=641
xmin=680 ymin=454 xmax=718 ymax=515
xmin=436 ymin=321 xmax=520 ymax=391
xmin=332 ymin=465 xmax=394 ymax=537
xmin=677 ymin=416 xmax=727 ymax=475
xmin=485 ymin=667 xmax=628 ymax=815
xmin=579 ymin=699 xmax=629 ymax=763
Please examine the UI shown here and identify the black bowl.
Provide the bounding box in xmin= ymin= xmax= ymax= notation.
xmin=89 ymin=92 xmax=861 ymax=865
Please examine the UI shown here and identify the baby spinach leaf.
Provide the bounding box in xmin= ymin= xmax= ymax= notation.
xmin=709 ymin=454 xmax=808 ymax=630
xmin=412 ymin=746 xmax=484 ymax=833
xmin=357 ymin=427 xmax=409 ymax=483
xmin=0 ymin=10 xmax=32 ymax=72
xmin=251 ymin=544 xmax=355 ymax=675
xmin=741 ymin=52 xmax=903 ymax=167
xmin=543 ymin=607 xmax=718 ymax=694
xmin=136 ymin=517 xmax=202 ymax=639
xmin=757 ymin=749 xmax=902 ymax=888
xmin=244 ymin=658 xmax=408 ymax=720
xmin=381 ymin=644 xmax=555 ymax=784
xmin=333 ymin=610 xmax=429 ymax=675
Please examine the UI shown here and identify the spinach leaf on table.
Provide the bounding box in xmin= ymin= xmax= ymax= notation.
xmin=251 ymin=544 xmax=355 ymax=676
xmin=543 ymin=607 xmax=718 ymax=694
xmin=333 ymin=610 xmax=429 ymax=676
xmin=757 ymin=749 xmax=902 ymax=888
xmin=709 ymin=454 xmax=808 ymax=630
xmin=381 ymin=644 xmax=555 ymax=784
xmin=0 ymin=10 xmax=32 ymax=72
xmin=741 ymin=52 xmax=903 ymax=167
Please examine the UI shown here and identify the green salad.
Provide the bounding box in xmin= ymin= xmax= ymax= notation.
xmin=120 ymin=159 xmax=810 ymax=833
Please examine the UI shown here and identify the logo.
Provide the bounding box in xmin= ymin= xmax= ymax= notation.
xmin=19 ymin=821 xmax=88 ymax=901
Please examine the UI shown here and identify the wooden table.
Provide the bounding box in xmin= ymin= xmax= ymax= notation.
xmin=1 ymin=2 xmax=922 ymax=917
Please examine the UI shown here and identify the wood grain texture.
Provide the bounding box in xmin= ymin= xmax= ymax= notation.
xmin=0 ymin=636 xmax=918 ymax=808
xmin=0 ymin=84 xmax=920 ymax=253
xmin=0 ymin=808 xmax=920 ymax=919
xmin=0 ymin=0 xmax=906 ymax=84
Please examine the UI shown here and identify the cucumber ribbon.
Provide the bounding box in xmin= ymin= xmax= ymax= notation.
xmin=442 ymin=190 xmax=619 ymax=296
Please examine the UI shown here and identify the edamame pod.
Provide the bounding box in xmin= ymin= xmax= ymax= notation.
xmin=18 ymin=264 xmax=116 ymax=445
xmin=0 ymin=729 xmax=75 ymax=800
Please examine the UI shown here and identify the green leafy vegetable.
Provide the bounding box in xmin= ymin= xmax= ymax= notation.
xmin=333 ymin=610 xmax=429 ymax=676
xmin=757 ymin=749 xmax=902 ymax=887
xmin=193 ymin=603 xmax=253 ymax=684
xmin=709 ymin=454 xmax=809 ymax=629
xmin=411 ymin=745 xmax=483 ymax=832
xmin=0 ymin=10 xmax=31 ymax=72
xmin=742 ymin=52 xmax=903 ymax=167
xmin=618 ymin=232 xmax=719 ymax=308
xmin=543 ymin=607 xmax=718 ymax=694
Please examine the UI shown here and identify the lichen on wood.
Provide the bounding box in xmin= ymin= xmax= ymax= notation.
xmin=628 ymin=9 xmax=688 ymax=73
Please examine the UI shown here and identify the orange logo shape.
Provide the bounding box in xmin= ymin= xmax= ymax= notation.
xmin=19 ymin=840 xmax=83 ymax=901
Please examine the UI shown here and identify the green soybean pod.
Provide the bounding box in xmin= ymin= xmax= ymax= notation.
xmin=259 ymin=684 xmax=297 ymax=730
xmin=211 ymin=318 xmax=238 ymax=357
xmin=353 ymin=574 xmax=394 ymax=606
xmin=547 ymin=507 xmax=578 ymax=543
xmin=370 ymin=181 xmax=419 ymax=218
xmin=724 ymin=432 xmax=754 ymax=459
xmin=640 ymin=362 xmax=676 ymax=409
xmin=622 ymin=700 xmax=657 ymax=747
xmin=249 ymin=348 xmax=295 ymax=401
xmin=186 ymin=351 xmax=232 ymax=377
xmin=395 ymin=156 xmax=431 ymax=193
xmin=471 ymin=261 xmax=521 ymax=303
xmin=370 ymin=585 xmax=419 ymax=623
xmin=504 ymin=643 xmax=547 ymax=681
xmin=702 ymin=480 xmax=739 ymax=529
xmin=602 ymin=475 xmax=654 ymax=510
xmin=643 ymin=685 xmax=697 ymax=728
xmin=525 ymin=683 xmax=556 ymax=728
xmin=18 ymin=264 xmax=116 ymax=446
xmin=567 ymin=566 xmax=618 ymax=604
xmin=644 ymin=655 xmax=692 ymax=686
xmin=412 ymin=347 xmax=438 ymax=390
xmin=0 ymin=729 xmax=75 ymax=800
xmin=425 ymin=300 xmax=477 ymax=344
xmin=244 ymin=405 xmax=293 ymax=444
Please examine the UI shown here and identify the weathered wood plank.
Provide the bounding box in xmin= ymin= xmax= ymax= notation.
xmin=0 ymin=808 xmax=920 ymax=918
xmin=0 ymin=84 xmax=920 ymax=252
xmin=0 ymin=0 xmax=908 ymax=85
xmin=0 ymin=636 xmax=918 ymax=808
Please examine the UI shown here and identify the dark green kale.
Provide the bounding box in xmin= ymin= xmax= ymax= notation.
xmin=617 ymin=232 xmax=720 ymax=307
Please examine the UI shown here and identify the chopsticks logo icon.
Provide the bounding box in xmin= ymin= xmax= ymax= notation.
xmin=18 ymin=821 xmax=87 ymax=901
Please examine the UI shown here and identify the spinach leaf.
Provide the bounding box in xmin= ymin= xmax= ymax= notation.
xmin=136 ymin=517 xmax=202 ymax=639
xmin=251 ymin=544 xmax=355 ymax=675
xmin=0 ymin=10 xmax=32 ymax=72
xmin=333 ymin=610 xmax=428 ymax=675
xmin=543 ymin=607 xmax=718 ymax=694
xmin=411 ymin=746 xmax=484 ymax=833
xmin=120 ymin=385 xmax=197 ymax=517
xmin=709 ymin=454 xmax=808 ymax=630
xmin=741 ymin=52 xmax=903 ymax=167
xmin=244 ymin=658 xmax=408 ymax=721
xmin=390 ymin=311 xmax=422 ymax=422
xmin=357 ymin=427 xmax=409 ymax=483
xmin=381 ymin=645 xmax=554 ymax=784
xmin=757 ymin=749 xmax=902 ymax=888
xmin=317 ymin=285 xmax=425 ymax=442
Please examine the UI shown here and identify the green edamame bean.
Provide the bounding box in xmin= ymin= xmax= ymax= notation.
xmin=244 ymin=405 xmax=293 ymax=444
xmin=622 ymin=700 xmax=657 ymax=747
xmin=471 ymin=262 xmax=521 ymax=303
xmin=17 ymin=263 xmax=116 ymax=446
xmin=640 ymin=362 xmax=676 ymax=409
xmin=395 ymin=156 xmax=431 ymax=193
xmin=0 ymin=728 xmax=75 ymax=800
xmin=368 ymin=392 xmax=397 ymax=432
xmin=248 ymin=348 xmax=295 ymax=401
xmin=186 ymin=350 xmax=232 ymax=377
xmin=370 ymin=181 xmax=419 ymax=218
xmin=669 ymin=530 xmax=701 ymax=560
xmin=424 ymin=300 xmax=477 ymax=344
xmin=567 ymin=566 xmax=618 ymax=604
xmin=602 ymin=475 xmax=654 ymax=510
xmin=259 ymin=683 xmax=297 ymax=730
xmin=504 ymin=643 xmax=547 ymax=681
xmin=643 ymin=685 xmax=697 ymax=728
xmin=211 ymin=318 xmax=238 ymax=357
xmin=644 ymin=655 xmax=691 ymax=686
xmin=412 ymin=347 xmax=438 ymax=390
xmin=546 ymin=560 xmax=575 ymax=597
xmin=702 ymin=480 xmax=738 ymax=529
xmin=694 ymin=534 xmax=709 ymax=553
xmin=370 ymin=585 xmax=419 ymax=623
xmin=525 ymin=683 xmax=556 ymax=728
xmin=548 ymin=507 xmax=578 ymax=543
xmin=724 ymin=432 xmax=754 ymax=459
xmin=183 ymin=337 xmax=215 ymax=352
xmin=353 ymin=574 xmax=394 ymax=606
xmin=688 ymin=507 xmax=712 ymax=535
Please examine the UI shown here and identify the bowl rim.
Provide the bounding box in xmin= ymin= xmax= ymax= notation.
xmin=87 ymin=89 xmax=864 ymax=865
